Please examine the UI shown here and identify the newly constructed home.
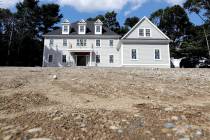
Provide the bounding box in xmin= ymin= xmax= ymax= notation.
xmin=43 ymin=17 xmax=171 ymax=68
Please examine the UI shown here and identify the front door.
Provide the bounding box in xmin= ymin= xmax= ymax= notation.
xmin=77 ymin=55 xmax=86 ymax=66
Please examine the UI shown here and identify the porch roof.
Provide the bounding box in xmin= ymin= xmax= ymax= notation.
xmin=68 ymin=48 xmax=94 ymax=52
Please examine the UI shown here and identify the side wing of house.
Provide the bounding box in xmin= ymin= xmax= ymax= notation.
xmin=121 ymin=17 xmax=171 ymax=68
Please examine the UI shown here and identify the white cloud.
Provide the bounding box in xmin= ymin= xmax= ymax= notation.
xmin=0 ymin=0 xmax=186 ymax=16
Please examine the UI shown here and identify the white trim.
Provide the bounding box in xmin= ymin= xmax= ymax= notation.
xmin=145 ymin=28 xmax=152 ymax=37
xmin=122 ymin=16 xmax=170 ymax=40
xmin=154 ymin=48 xmax=161 ymax=60
xmin=167 ymin=44 xmax=171 ymax=65
xmin=95 ymin=25 xmax=102 ymax=35
xmin=138 ymin=28 xmax=145 ymax=37
xmin=78 ymin=25 xmax=86 ymax=34
xmin=138 ymin=28 xmax=152 ymax=37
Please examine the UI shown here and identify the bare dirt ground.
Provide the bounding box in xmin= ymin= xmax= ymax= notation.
xmin=0 ymin=67 xmax=210 ymax=140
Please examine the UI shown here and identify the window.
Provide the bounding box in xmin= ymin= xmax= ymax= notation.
xmin=109 ymin=40 xmax=113 ymax=47
xmin=77 ymin=39 xmax=87 ymax=46
xmin=139 ymin=29 xmax=144 ymax=37
xmin=131 ymin=49 xmax=137 ymax=60
xmin=48 ymin=55 xmax=53 ymax=63
xmin=64 ymin=25 xmax=68 ymax=32
xmin=49 ymin=39 xmax=54 ymax=46
xmin=155 ymin=49 xmax=160 ymax=60
xmin=63 ymin=39 xmax=67 ymax=46
xmin=146 ymin=29 xmax=151 ymax=37
xmin=96 ymin=25 xmax=101 ymax=33
xmin=96 ymin=40 xmax=100 ymax=47
xmin=80 ymin=25 xmax=85 ymax=33
xmin=96 ymin=55 xmax=100 ymax=63
xmin=62 ymin=55 xmax=67 ymax=63
xmin=109 ymin=55 xmax=114 ymax=63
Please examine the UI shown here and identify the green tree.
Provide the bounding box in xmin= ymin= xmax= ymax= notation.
xmin=150 ymin=5 xmax=194 ymax=58
xmin=124 ymin=16 xmax=139 ymax=29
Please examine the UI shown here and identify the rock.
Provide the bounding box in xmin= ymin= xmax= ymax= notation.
xmin=164 ymin=107 xmax=173 ymax=112
xmin=171 ymin=116 xmax=179 ymax=121
xmin=117 ymin=129 xmax=123 ymax=133
xmin=30 ymin=138 xmax=51 ymax=140
xmin=164 ymin=122 xmax=175 ymax=129
xmin=53 ymin=117 xmax=62 ymax=121
xmin=53 ymin=75 xmax=57 ymax=80
xmin=195 ymin=129 xmax=202 ymax=136
xmin=27 ymin=127 xmax=42 ymax=133
xmin=109 ymin=125 xmax=118 ymax=130
xmin=80 ymin=123 xmax=86 ymax=128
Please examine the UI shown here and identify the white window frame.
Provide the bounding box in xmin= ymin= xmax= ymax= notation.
xmin=63 ymin=25 xmax=68 ymax=32
xmin=95 ymin=25 xmax=102 ymax=34
xmin=131 ymin=49 xmax=139 ymax=60
xmin=145 ymin=28 xmax=151 ymax=37
xmin=63 ymin=39 xmax=67 ymax=46
xmin=77 ymin=39 xmax=87 ymax=47
xmin=79 ymin=25 xmax=85 ymax=34
xmin=139 ymin=28 xmax=145 ymax=37
xmin=154 ymin=48 xmax=161 ymax=60
xmin=48 ymin=54 xmax=53 ymax=63
xmin=96 ymin=39 xmax=101 ymax=47
xmin=139 ymin=28 xmax=152 ymax=37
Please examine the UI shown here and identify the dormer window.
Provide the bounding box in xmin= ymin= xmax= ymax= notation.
xmin=78 ymin=19 xmax=86 ymax=34
xmin=95 ymin=19 xmax=103 ymax=35
xmin=62 ymin=19 xmax=70 ymax=35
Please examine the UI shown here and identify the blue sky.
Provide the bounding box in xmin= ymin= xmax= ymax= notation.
xmin=1 ymin=0 xmax=202 ymax=26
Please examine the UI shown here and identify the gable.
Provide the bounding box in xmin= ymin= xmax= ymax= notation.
xmin=122 ymin=17 xmax=169 ymax=40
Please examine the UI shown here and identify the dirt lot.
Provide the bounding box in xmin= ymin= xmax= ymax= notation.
xmin=0 ymin=67 xmax=210 ymax=140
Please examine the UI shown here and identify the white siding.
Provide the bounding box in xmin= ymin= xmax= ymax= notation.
xmin=122 ymin=43 xmax=170 ymax=68
xmin=126 ymin=19 xmax=166 ymax=39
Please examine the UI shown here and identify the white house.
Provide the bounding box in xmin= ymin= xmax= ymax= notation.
xmin=42 ymin=17 xmax=171 ymax=68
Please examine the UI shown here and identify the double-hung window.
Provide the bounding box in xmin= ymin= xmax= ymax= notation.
xmin=63 ymin=39 xmax=67 ymax=46
xmin=80 ymin=25 xmax=85 ymax=33
xmin=155 ymin=49 xmax=161 ymax=60
xmin=96 ymin=40 xmax=100 ymax=47
xmin=64 ymin=25 xmax=68 ymax=32
xmin=146 ymin=29 xmax=151 ymax=37
xmin=109 ymin=40 xmax=113 ymax=47
xmin=96 ymin=55 xmax=100 ymax=63
xmin=96 ymin=26 xmax=101 ymax=33
xmin=139 ymin=29 xmax=144 ymax=37
xmin=131 ymin=49 xmax=137 ymax=60
xmin=48 ymin=55 xmax=53 ymax=63
xmin=109 ymin=55 xmax=114 ymax=63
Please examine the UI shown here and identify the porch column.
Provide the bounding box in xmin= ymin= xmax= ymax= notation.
xmin=90 ymin=51 xmax=92 ymax=66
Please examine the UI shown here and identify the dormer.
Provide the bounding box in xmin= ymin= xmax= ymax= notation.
xmin=62 ymin=19 xmax=70 ymax=35
xmin=94 ymin=19 xmax=103 ymax=35
xmin=78 ymin=19 xmax=87 ymax=35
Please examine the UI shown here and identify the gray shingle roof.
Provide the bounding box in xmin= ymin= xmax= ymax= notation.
xmin=45 ymin=21 xmax=119 ymax=36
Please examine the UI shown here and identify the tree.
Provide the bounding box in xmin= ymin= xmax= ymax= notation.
xmin=87 ymin=11 xmax=120 ymax=33
xmin=150 ymin=5 xmax=194 ymax=58
xmin=0 ymin=0 xmax=62 ymax=66
xmin=184 ymin=0 xmax=210 ymax=58
xmin=124 ymin=16 xmax=139 ymax=29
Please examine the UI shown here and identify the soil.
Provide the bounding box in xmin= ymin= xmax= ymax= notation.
xmin=0 ymin=67 xmax=210 ymax=140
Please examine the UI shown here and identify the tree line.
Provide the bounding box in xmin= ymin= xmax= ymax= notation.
xmin=0 ymin=0 xmax=209 ymax=66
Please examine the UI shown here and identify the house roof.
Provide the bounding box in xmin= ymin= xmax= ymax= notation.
xmin=121 ymin=16 xmax=170 ymax=40
xmin=44 ymin=20 xmax=119 ymax=36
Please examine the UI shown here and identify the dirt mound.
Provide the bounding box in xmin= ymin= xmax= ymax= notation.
xmin=0 ymin=93 xmax=55 ymax=113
